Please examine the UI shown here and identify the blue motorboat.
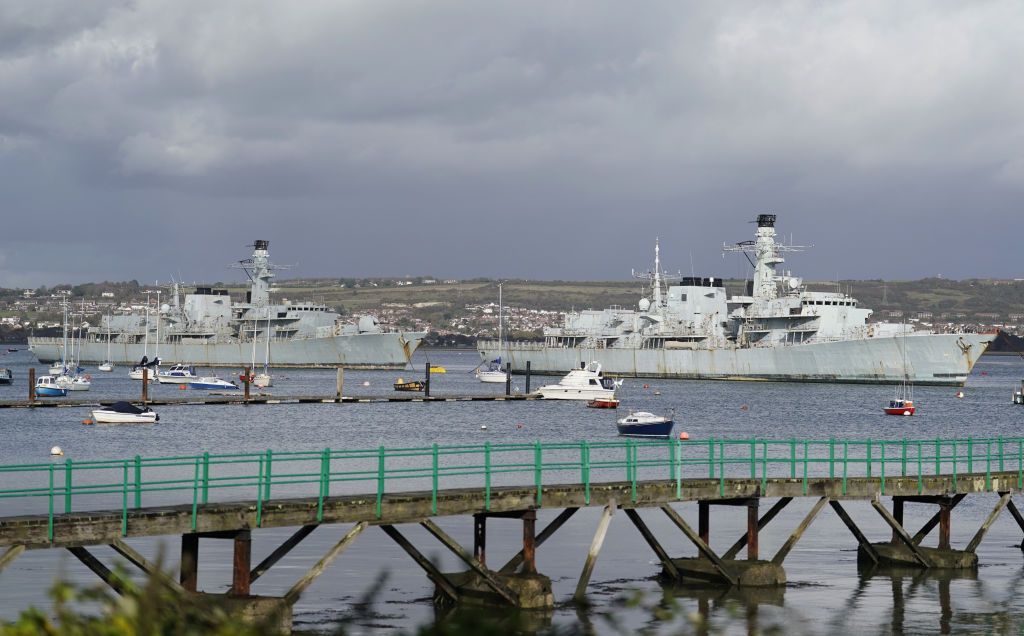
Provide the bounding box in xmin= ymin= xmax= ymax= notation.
xmin=35 ymin=375 xmax=68 ymax=397
xmin=189 ymin=376 xmax=239 ymax=391
xmin=616 ymin=411 xmax=674 ymax=438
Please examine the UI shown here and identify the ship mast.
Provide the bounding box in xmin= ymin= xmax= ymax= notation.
xmin=633 ymin=237 xmax=679 ymax=313
xmin=723 ymin=214 xmax=807 ymax=300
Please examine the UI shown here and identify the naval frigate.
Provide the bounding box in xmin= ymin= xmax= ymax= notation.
xmin=29 ymin=240 xmax=426 ymax=369
xmin=478 ymin=215 xmax=993 ymax=386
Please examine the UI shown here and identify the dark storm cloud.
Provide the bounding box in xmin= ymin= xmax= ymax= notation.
xmin=1 ymin=1 xmax=1023 ymax=287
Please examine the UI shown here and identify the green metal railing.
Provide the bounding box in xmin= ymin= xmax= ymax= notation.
xmin=2 ymin=436 xmax=1022 ymax=542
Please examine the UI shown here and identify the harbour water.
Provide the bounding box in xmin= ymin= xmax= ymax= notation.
xmin=2 ymin=349 xmax=1024 ymax=633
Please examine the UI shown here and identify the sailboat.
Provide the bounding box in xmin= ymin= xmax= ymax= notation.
xmin=98 ymin=311 xmax=114 ymax=372
xmin=477 ymin=282 xmax=509 ymax=383
xmin=253 ymin=310 xmax=273 ymax=388
xmin=56 ymin=301 xmax=91 ymax=391
xmin=884 ymin=325 xmax=915 ymax=416
xmin=129 ymin=292 xmax=157 ymax=381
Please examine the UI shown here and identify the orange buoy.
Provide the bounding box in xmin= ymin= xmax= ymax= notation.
xmin=82 ymin=419 xmax=93 ymax=425
xmin=179 ymin=384 xmax=187 ymax=390
xmin=678 ymin=431 xmax=689 ymax=440
xmin=643 ymin=384 xmax=650 ymax=389
xmin=740 ymin=404 xmax=749 ymax=411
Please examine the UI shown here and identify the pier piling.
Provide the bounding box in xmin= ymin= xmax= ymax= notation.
xmin=525 ymin=361 xmax=531 ymax=393
xmin=335 ymin=368 xmax=344 ymax=399
xmin=505 ymin=362 xmax=512 ymax=396
xmin=424 ymin=362 xmax=430 ymax=397
xmin=27 ymin=368 xmax=34 ymax=403
xmin=142 ymin=368 xmax=149 ymax=404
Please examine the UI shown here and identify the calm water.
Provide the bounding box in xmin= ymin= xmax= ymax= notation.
xmin=2 ymin=349 xmax=1024 ymax=634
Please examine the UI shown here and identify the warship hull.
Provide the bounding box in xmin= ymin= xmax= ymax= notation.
xmin=478 ymin=333 xmax=994 ymax=386
xmin=29 ymin=332 xmax=425 ymax=370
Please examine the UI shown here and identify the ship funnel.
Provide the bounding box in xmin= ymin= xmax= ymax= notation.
xmin=756 ymin=214 xmax=776 ymax=228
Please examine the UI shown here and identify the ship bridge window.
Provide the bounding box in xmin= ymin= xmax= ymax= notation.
xmin=278 ymin=312 xmax=287 ymax=318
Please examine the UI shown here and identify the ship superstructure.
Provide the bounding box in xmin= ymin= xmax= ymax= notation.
xmin=478 ymin=215 xmax=993 ymax=386
xmin=30 ymin=241 xmax=426 ymax=369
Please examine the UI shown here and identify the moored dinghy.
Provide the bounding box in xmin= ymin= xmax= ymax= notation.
xmin=92 ymin=401 xmax=159 ymax=424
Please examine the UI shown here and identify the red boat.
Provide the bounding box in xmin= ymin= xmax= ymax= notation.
xmin=884 ymin=399 xmax=915 ymax=416
xmin=587 ymin=398 xmax=620 ymax=409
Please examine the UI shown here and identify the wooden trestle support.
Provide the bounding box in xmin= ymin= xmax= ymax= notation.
xmin=9 ymin=492 xmax=1024 ymax=633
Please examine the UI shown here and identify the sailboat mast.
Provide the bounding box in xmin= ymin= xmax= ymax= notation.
xmin=61 ymin=298 xmax=68 ymax=369
xmin=263 ymin=309 xmax=272 ymax=373
xmin=143 ymin=291 xmax=150 ymax=359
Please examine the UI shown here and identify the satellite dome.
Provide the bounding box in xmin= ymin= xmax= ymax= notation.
xmin=638 ymin=298 xmax=651 ymax=311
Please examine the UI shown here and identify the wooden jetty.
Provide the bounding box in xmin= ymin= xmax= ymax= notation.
xmin=1 ymin=364 xmax=541 ymax=409
xmin=3 ymin=436 xmax=1024 ymax=632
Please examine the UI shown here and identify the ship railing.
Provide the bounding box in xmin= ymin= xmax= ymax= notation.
xmin=3 ymin=436 xmax=1022 ymax=540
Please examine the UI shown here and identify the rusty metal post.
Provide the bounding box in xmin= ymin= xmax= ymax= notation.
xmin=424 ymin=362 xmax=430 ymax=397
xmin=231 ymin=530 xmax=252 ymax=596
xmin=939 ymin=499 xmax=951 ymax=550
xmin=505 ymin=362 xmax=512 ymax=396
xmin=243 ymin=368 xmax=251 ymax=402
xmin=141 ymin=368 xmax=149 ymax=404
xmin=747 ymin=499 xmax=759 ymax=561
xmin=698 ymin=501 xmax=710 ymax=548
xmin=28 ymin=367 xmax=35 ymax=403
xmin=892 ymin=498 xmax=904 ymax=545
xmin=525 ymin=361 xmax=531 ymax=394
xmin=522 ymin=510 xmax=537 ymax=574
xmin=473 ymin=514 xmax=487 ymax=568
xmin=180 ymin=533 xmax=199 ymax=592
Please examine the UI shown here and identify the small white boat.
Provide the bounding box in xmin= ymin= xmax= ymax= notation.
xmin=91 ymin=401 xmax=159 ymax=424
xmin=56 ymin=374 xmax=91 ymax=391
xmin=35 ymin=375 xmax=67 ymax=397
xmin=48 ymin=362 xmax=65 ymax=376
xmin=535 ymin=362 xmax=620 ymax=401
xmin=253 ymin=372 xmax=273 ymax=388
xmin=157 ymin=364 xmax=198 ymax=384
xmin=190 ymin=376 xmax=239 ymax=391
xmin=97 ymin=362 xmax=114 ymax=372
xmin=476 ymin=367 xmax=508 ymax=384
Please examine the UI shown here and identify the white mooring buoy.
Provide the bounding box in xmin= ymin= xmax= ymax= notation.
xmin=50 ymin=446 xmax=64 ymax=457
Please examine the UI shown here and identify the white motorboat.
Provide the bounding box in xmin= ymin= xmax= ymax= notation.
xmin=157 ymin=363 xmax=198 ymax=384
xmin=535 ymin=362 xmax=620 ymax=401
xmin=98 ymin=362 xmax=114 ymax=372
xmin=91 ymin=401 xmax=159 ymax=424
xmin=35 ymin=375 xmax=68 ymax=397
xmin=56 ymin=374 xmax=91 ymax=391
xmin=253 ymin=372 xmax=273 ymax=388
xmin=190 ymin=376 xmax=239 ymax=391
xmin=48 ymin=362 xmax=65 ymax=376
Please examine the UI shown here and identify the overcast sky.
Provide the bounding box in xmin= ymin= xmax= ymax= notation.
xmin=1 ymin=1 xmax=1022 ymax=288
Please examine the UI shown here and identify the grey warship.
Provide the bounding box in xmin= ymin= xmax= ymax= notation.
xmin=29 ymin=240 xmax=426 ymax=369
xmin=479 ymin=215 xmax=993 ymax=386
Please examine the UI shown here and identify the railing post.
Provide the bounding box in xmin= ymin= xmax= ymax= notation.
xmin=256 ymin=454 xmax=264 ymax=528
xmin=581 ymin=440 xmax=591 ymax=505
xmin=191 ymin=458 xmax=199 ymax=531
xmin=866 ymin=439 xmax=873 ymax=478
xmin=376 ymin=445 xmax=385 ymax=519
xmin=901 ymin=438 xmax=907 ymax=477
xmin=952 ymin=441 xmax=958 ymax=491
xmin=431 ymin=443 xmax=439 ymax=515
xmin=202 ymin=452 xmax=210 ymax=504
xmin=790 ymin=438 xmax=796 ymax=479
xmin=935 ymin=438 xmax=941 ymax=475
xmin=484 ymin=441 xmax=492 ymax=510
xmin=534 ymin=441 xmax=543 ymax=506
xmin=318 ymin=447 xmax=330 ymax=522
xmin=628 ymin=439 xmax=637 ymax=503
xmin=802 ymin=440 xmax=809 ymax=496
xmin=968 ymin=437 xmax=974 ymax=474
xmin=134 ymin=455 xmax=142 ymax=509
xmin=719 ymin=439 xmax=725 ymax=496
xmin=999 ymin=437 xmax=1005 ymax=472
xmin=917 ymin=440 xmax=923 ymax=494
xmin=749 ymin=439 xmax=756 ymax=479
xmin=1019 ymin=440 xmax=1023 ymax=490
xmin=64 ymin=458 xmax=73 ymax=514
xmin=676 ymin=438 xmax=683 ymax=500
xmin=842 ymin=441 xmax=848 ymax=496
xmin=829 ymin=438 xmax=835 ymax=479
xmin=986 ymin=439 xmax=992 ymax=491
xmin=880 ymin=442 xmax=886 ymax=495
xmin=263 ymin=450 xmax=273 ymax=501
xmin=761 ymin=441 xmax=768 ymax=494
xmin=708 ymin=438 xmax=715 ymax=479
xmin=47 ymin=463 xmax=54 ymax=543
xmin=121 ymin=461 xmax=129 ymax=537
